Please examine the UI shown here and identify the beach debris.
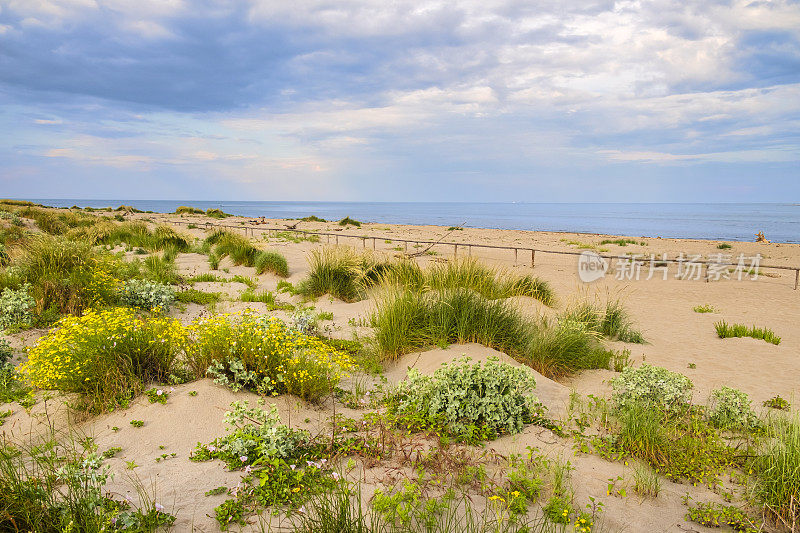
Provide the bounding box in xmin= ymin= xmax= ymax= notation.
xmin=755 ymin=231 xmax=770 ymax=243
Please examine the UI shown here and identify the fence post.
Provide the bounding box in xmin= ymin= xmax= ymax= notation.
xmin=336 ymin=235 xmax=339 ymax=245
xmin=404 ymin=241 xmax=408 ymax=253
xmin=372 ymin=238 xmax=376 ymax=251
xmin=454 ymin=244 xmax=458 ymax=258
xmin=795 ymin=269 xmax=799 ymax=290
xmin=531 ymin=250 xmax=535 ymax=268
xmin=468 ymin=245 xmax=471 ymax=257
xmin=514 ymin=248 xmax=518 ymax=264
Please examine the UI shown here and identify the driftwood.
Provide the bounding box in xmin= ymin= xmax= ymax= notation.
xmin=405 ymin=222 xmax=466 ymax=258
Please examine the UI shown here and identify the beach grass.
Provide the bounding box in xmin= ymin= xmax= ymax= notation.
xmin=715 ymin=321 xmax=781 ymax=345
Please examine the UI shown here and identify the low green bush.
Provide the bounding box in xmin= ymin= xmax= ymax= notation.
xmin=390 ymin=356 xmax=546 ymax=440
xmin=118 ymin=279 xmax=175 ymax=311
xmin=611 ymin=364 xmax=693 ymax=412
xmin=707 ymin=386 xmax=759 ymax=429
xmin=254 ymin=250 xmax=289 ymax=277
xmin=0 ymin=283 xmax=35 ymax=331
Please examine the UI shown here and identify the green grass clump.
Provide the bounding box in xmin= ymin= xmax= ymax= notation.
xmin=176 ymin=288 xmax=221 ymax=306
xmin=560 ymin=299 xmax=645 ymax=343
xmin=714 ymin=321 xmax=781 ymax=345
xmin=254 ymin=251 xmax=289 ymax=277
xmin=205 ymin=208 xmax=231 ymax=219
xmin=0 ymin=435 xmax=175 ymax=531
xmin=717 ymin=243 xmax=732 ymax=249
xmin=371 ymin=287 xmax=603 ymax=377
xmin=239 ymin=290 xmax=293 ymax=310
xmin=751 ymin=415 xmax=800 ymax=526
xmin=693 ymin=304 xmax=717 ymax=313
xmin=300 ymin=215 xmax=327 ymax=222
xmin=338 ymin=216 xmax=362 ymax=227
xmin=299 ymin=247 xmax=376 ymax=302
xmin=175 ymin=206 xmax=205 ymax=215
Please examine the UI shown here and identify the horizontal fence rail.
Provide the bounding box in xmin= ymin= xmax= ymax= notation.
xmin=167 ymin=219 xmax=800 ymax=290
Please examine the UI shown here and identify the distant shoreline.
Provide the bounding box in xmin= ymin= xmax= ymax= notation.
xmin=12 ymin=199 xmax=800 ymax=244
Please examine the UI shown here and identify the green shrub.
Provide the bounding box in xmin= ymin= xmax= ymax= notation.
xmin=0 ymin=283 xmax=35 ymax=331
xmin=763 ymin=395 xmax=790 ymax=411
xmin=707 ymin=386 xmax=759 ymax=429
xmin=300 ymin=215 xmax=327 ymax=222
xmin=715 ymin=321 xmax=781 ymax=345
xmin=338 ymin=216 xmax=361 ymax=227
xmin=207 ymin=230 xmax=259 ymax=267
xmin=300 ymin=247 xmax=368 ymax=302
xmin=254 ymin=250 xmax=289 ymax=277
xmin=391 ymin=356 xmax=545 ymax=439
xmin=119 ymin=279 xmax=175 ymax=311
xmin=611 ymin=364 xmax=693 ymax=411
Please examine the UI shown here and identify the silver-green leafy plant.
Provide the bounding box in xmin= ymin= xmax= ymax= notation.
xmin=0 ymin=283 xmax=35 ymax=331
xmin=611 ymin=364 xmax=693 ymax=412
xmin=118 ymin=279 xmax=175 ymax=311
xmin=707 ymin=386 xmax=760 ymax=429
xmin=394 ymin=356 xmax=545 ymax=436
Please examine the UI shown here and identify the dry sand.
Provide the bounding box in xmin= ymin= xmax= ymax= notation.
xmin=3 ymin=209 xmax=799 ymax=532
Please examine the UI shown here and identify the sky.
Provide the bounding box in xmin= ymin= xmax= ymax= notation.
xmin=0 ymin=0 xmax=799 ymax=202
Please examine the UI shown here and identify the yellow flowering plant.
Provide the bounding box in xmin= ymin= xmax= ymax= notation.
xmin=186 ymin=311 xmax=352 ymax=402
xmin=22 ymin=307 xmax=186 ymax=411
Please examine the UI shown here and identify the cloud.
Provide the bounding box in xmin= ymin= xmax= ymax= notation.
xmin=0 ymin=0 xmax=798 ymax=201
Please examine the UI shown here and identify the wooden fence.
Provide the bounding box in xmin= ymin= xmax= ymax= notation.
xmin=167 ymin=220 xmax=800 ymax=290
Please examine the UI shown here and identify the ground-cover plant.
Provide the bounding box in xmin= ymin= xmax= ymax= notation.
xmin=206 ymin=230 xmax=286 ymax=273
xmin=186 ymin=312 xmax=352 ymax=402
xmin=389 ymin=356 xmax=547 ymax=441
xmin=763 ymin=395 xmax=790 ymax=411
xmin=298 ymin=247 xmax=383 ymax=302
xmin=118 ymin=279 xmax=175 ymax=311
xmin=22 ymin=308 xmax=186 ymax=411
xmin=175 ymin=288 xmax=221 ymax=306
xmin=205 ymin=208 xmax=231 ymax=219
xmin=715 ymin=321 xmax=781 ymax=345
xmin=191 ymin=400 xmax=337 ymax=528
xmin=693 ymin=304 xmax=717 ymax=313
xmin=685 ymin=501 xmax=760 ymax=532
xmin=300 ymin=215 xmax=327 ymax=222
xmin=717 ymin=243 xmax=733 ymax=249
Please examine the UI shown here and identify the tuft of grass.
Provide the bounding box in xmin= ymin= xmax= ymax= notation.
xmin=751 ymin=415 xmax=800 ymax=526
xmin=717 ymin=243 xmax=732 ymax=249
xmin=175 ymin=206 xmax=205 ymax=215
xmin=715 ymin=321 xmax=781 ymax=345
xmin=371 ymin=286 xmax=603 ymax=377
xmin=254 ymin=250 xmax=289 ymax=277
xmin=338 ymin=216 xmax=362 ymax=227
xmin=693 ymin=304 xmax=717 ymax=313
xmin=599 ymin=238 xmax=642 ymax=246
xmin=300 ymin=215 xmax=327 ymax=222
xmin=205 ymin=208 xmax=231 ymax=219
xmin=631 ymin=462 xmax=661 ymax=498
xmin=299 ymin=247 xmax=372 ymax=302
xmin=560 ymin=299 xmax=645 ymax=343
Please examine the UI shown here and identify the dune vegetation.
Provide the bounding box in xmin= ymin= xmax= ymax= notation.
xmin=0 ymin=202 xmax=795 ymax=532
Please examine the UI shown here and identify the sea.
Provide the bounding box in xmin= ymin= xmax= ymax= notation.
xmin=21 ymin=200 xmax=800 ymax=243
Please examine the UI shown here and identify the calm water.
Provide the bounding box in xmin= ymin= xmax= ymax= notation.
xmin=24 ymin=200 xmax=800 ymax=243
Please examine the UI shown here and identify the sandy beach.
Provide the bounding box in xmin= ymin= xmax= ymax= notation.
xmin=2 ymin=206 xmax=798 ymax=532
